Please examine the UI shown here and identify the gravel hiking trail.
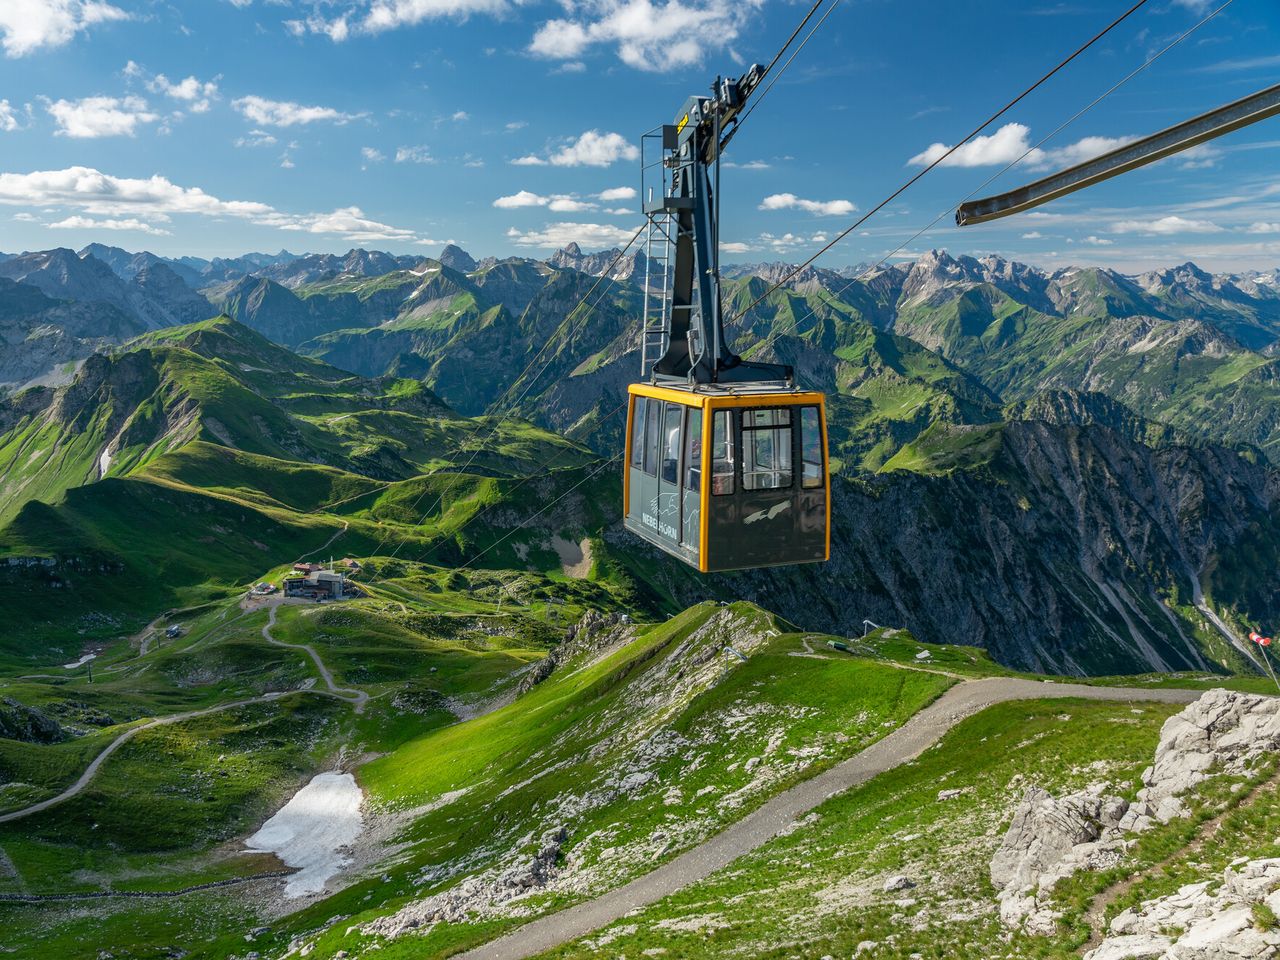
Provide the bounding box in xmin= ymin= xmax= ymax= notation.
xmin=456 ymin=676 xmax=1207 ymax=960
xmin=0 ymin=605 xmax=369 ymax=825
xmin=261 ymin=603 xmax=368 ymax=713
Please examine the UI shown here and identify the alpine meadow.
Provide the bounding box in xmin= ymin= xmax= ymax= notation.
xmin=3 ymin=1 xmax=1280 ymax=959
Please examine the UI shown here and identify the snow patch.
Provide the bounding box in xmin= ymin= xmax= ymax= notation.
xmin=246 ymin=771 xmax=364 ymax=898
xmin=98 ymin=447 xmax=112 ymax=479
xmin=63 ymin=653 xmax=96 ymax=669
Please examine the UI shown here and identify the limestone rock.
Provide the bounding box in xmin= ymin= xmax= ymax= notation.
xmin=883 ymin=875 xmax=915 ymax=893
xmin=1085 ymin=858 xmax=1280 ymax=960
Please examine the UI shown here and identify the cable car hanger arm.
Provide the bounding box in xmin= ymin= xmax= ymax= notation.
xmin=956 ymin=81 xmax=1280 ymax=226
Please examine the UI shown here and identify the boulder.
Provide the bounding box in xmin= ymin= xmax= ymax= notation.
xmin=991 ymin=784 xmax=1129 ymax=932
xmin=883 ymin=875 xmax=915 ymax=893
xmin=1137 ymin=689 xmax=1280 ymax=824
xmin=1086 ymin=858 xmax=1280 ymax=960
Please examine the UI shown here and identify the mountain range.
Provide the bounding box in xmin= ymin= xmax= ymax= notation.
xmin=2 ymin=242 xmax=1280 ymax=676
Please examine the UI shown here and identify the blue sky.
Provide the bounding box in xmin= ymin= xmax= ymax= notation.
xmin=0 ymin=0 xmax=1276 ymax=271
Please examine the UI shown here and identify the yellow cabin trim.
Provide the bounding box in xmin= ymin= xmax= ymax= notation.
xmin=624 ymin=383 xmax=829 ymax=572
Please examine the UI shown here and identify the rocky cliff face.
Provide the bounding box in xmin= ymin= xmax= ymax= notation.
xmin=655 ymin=419 xmax=1280 ymax=675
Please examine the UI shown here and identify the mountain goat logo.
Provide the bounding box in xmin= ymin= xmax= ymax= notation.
xmin=744 ymin=501 xmax=791 ymax=525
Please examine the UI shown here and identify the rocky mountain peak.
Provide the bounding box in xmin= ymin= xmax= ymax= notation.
xmin=438 ymin=244 xmax=477 ymax=273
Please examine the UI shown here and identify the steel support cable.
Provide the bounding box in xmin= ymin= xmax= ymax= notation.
xmin=741 ymin=0 xmax=1235 ymax=366
xmin=736 ymin=0 xmax=845 ymax=133
xmin=457 ymin=453 xmax=624 ymax=573
xmin=399 ymin=395 xmax=632 ymax=570
xmin=725 ymin=0 xmax=1155 ymax=327
xmin=757 ymin=0 xmax=831 ymax=87
xmin=358 ymin=227 xmax=645 ymax=581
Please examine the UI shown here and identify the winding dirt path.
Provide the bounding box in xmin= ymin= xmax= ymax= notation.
xmin=456 ymin=677 xmax=1204 ymax=960
xmin=0 ymin=605 xmax=369 ymax=826
xmin=0 ymin=689 xmax=347 ymax=826
xmin=261 ymin=604 xmax=368 ymax=713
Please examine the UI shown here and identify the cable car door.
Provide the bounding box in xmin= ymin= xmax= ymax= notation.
xmin=681 ymin=407 xmax=702 ymax=555
xmin=656 ymin=400 xmax=683 ymax=552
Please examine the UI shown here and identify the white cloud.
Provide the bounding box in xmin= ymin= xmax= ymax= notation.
xmin=1248 ymin=222 xmax=1280 ymax=234
xmin=909 ymin=123 xmax=1038 ymax=168
xmin=598 ymin=185 xmax=635 ymax=201
xmin=0 ymin=0 xmax=129 ymax=58
xmin=1035 ymin=135 xmax=1133 ymax=169
xmin=48 ymin=215 xmax=171 ymax=235
xmin=232 ymin=95 xmax=359 ymax=127
xmin=451 ymin=110 xmax=469 ymax=121
xmin=361 ymin=0 xmax=509 ymax=34
xmin=266 ymin=205 xmax=419 ymax=243
xmin=723 ymin=159 xmax=770 ymax=170
xmin=549 ymin=196 xmax=595 ymax=212
xmin=604 ymin=206 xmax=633 ymax=215
xmin=493 ymin=189 xmax=599 ymax=212
xmin=47 ymin=96 xmax=159 ymax=138
xmin=506 ymin=221 xmax=641 ymax=248
xmin=494 ymin=189 xmax=549 ymax=208
xmin=528 ymin=0 xmax=759 ymax=71
xmin=127 ymin=62 xmax=220 ymax=113
xmin=720 ymin=241 xmax=752 ymax=254
xmin=1178 ymin=144 xmax=1222 ymax=170
xmin=1081 ymin=235 xmax=1114 ymax=246
xmin=0 ymin=164 xmax=430 ymax=245
xmin=1021 ymin=231 xmax=1044 ymax=240
xmin=0 ymin=166 xmax=275 ymax=219
xmin=1111 ymin=215 xmax=1223 ymax=235
xmin=152 ymin=74 xmax=218 ymax=113
xmin=759 ymin=193 xmax=856 ymax=217
xmin=909 ymin=124 xmax=1147 ymax=172
xmin=395 ymin=145 xmax=434 ymax=164
xmin=516 ymin=130 xmax=638 ymax=167
xmin=0 ymin=100 xmax=21 ymax=131
xmin=235 ymin=129 xmax=277 ymax=147
xmin=505 ymin=121 xmax=527 ymax=131
xmin=361 ymin=146 xmax=385 ymax=163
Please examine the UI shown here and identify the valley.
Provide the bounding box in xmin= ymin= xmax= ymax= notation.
xmin=2 ymin=242 xmax=1280 ymax=959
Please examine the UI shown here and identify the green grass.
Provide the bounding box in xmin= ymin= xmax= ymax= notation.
xmin=540 ymin=697 xmax=1185 ymax=960
xmin=259 ymin=602 xmax=952 ymax=960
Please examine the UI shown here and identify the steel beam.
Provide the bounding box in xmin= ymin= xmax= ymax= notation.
xmin=957 ymin=82 xmax=1280 ymax=226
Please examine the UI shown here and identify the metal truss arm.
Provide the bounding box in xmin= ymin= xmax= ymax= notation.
xmin=956 ymin=82 xmax=1280 ymax=227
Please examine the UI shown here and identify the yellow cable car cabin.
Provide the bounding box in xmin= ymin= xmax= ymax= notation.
xmin=623 ymin=65 xmax=832 ymax=572
xmin=623 ymin=384 xmax=829 ymax=572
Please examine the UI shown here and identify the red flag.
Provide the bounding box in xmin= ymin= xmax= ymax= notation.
xmin=1250 ymin=631 xmax=1272 ymax=647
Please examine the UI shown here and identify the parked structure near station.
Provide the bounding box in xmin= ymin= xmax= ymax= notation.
xmin=283 ymin=567 xmax=349 ymax=601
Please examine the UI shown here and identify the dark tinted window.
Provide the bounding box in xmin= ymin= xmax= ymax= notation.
xmin=643 ymin=396 xmax=661 ymax=475
xmin=629 ymin=396 xmax=646 ymax=469
xmin=801 ymin=405 xmax=824 ymax=489
xmin=661 ymin=403 xmax=682 ymax=484
xmin=711 ymin=409 xmax=734 ymax=496
xmin=684 ymin=408 xmax=702 ymax=492
xmin=742 ymin=407 xmax=793 ymax=491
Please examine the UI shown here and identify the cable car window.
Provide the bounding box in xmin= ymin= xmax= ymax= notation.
xmin=684 ymin=408 xmax=702 ymax=492
xmin=629 ymin=396 xmax=646 ymax=469
xmin=711 ymin=409 xmax=734 ymax=496
xmin=742 ymin=407 xmax=793 ymax=491
xmin=661 ymin=403 xmax=682 ymax=483
xmin=643 ymin=396 xmax=661 ymax=476
xmin=801 ymin=406 xmax=824 ymax=488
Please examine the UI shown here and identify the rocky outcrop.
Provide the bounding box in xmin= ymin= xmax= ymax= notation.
xmin=517 ymin=610 xmax=634 ymax=694
xmin=993 ymin=690 xmax=1280 ymax=934
xmin=1121 ymin=688 xmax=1280 ymax=828
xmin=362 ymin=826 xmax=567 ymax=937
xmin=992 ymin=785 xmax=1131 ymax=934
xmin=1086 ymin=858 xmax=1280 ymax=960
xmin=0 ymin=697 xmax=64 ymax=744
